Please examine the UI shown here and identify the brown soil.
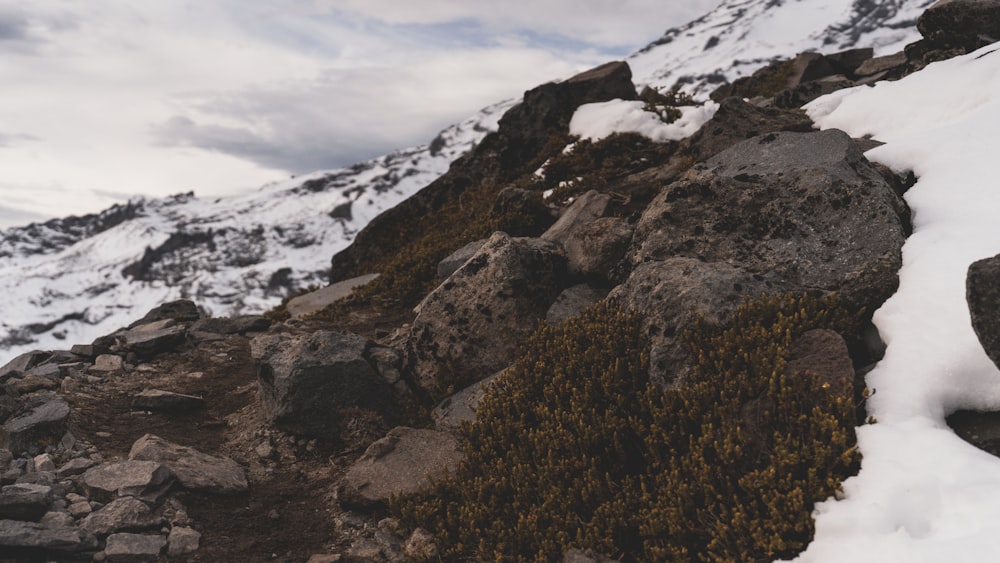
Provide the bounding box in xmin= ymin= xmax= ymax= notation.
xmin=64 ymin=332 xmax=387 ymax=562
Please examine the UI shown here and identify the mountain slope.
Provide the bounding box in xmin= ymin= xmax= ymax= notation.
xmin=0 ymin=0 xmax=931 ymax=359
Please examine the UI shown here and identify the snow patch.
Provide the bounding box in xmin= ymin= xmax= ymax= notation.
xmin=568 ymin=99 xmax=718 ymax=142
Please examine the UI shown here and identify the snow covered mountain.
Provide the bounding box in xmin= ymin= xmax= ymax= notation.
xmin=0 ymin=0 xmax=933 ymax=359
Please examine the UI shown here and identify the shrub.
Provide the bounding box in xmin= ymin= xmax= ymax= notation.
xmin=392 ymin=294 xmax=860 ymax=561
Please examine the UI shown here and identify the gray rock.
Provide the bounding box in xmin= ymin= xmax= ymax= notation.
xmin=564 ymin=548 xmax=620 ymax=563
xmin=773 ymin=75 xmax=855 ymax=109
xmin=340 ymin=427 xmax=462 ymax=509
xmin=0 ymin=350 xmax=50 ymax=382
xmin=39 ymin=510 xmax=75 ymax=528
xmin=855 ymin=51 xmax=908 ymax=77
xmin=825 ymin=47 xmax=875 ymax=76
xmin=132 ymin=390 xmax=204 ymax=412
xmin=433 ymin=371 xmax=503 ymax=431
xmin=82 ymin=461 xmax=174 ymax=503
xmin=680 ymin=97 xmax=814 ymax=164
xmin=56 ymin=458 xmax=96 ymax=478
xmin=437 ymin=240 xmax=487 ymax=280
xmin=190 ymin=315 xmax=271 ymax=335
xmin=9 ymin=374 xmax=61 ymax=395
xmin=0 ymin=519 xmax=95 ymax=554
xmin=122 ymin=320 xmax=187 ymax=358
xmin=367 ymin=346 xmax=403 ymax=387
xmin=68 ymin=501 xmax=93 ymax=518
xmin=407 ymin=232 xmax=567 ymax=394
xmin=619 ymin=130 xmax=905 ymax=384
xmin=250 ymin=331 xmax=395 ymax=437
xmin=785 ymin=329 xmax=855 ymax=398
xmin=70 ymin=344 xmax=97 ymax=358
xmin=286 ymin=274 xmax=380 ymax=318
xmin=166 ymin=526 xmax=201 ymax=556
xmin=80 ymin=497 xmax=161 ymax=536
xmin=918 ymin=0 xmax=1000 ymax=51
xmin=404 ymin=528 xmax=438 ymax=560
xmin=542 ymin=190 xmax=612 ymax=244
xmin=344 ymin=538 xmax=384 ymax=562
xmin=560 ymin=217 xmax=634 ymax=279
xmin=546 ymin=285 xmax=608 ymax=324
xmin=128 ymin=434 xmax=247 ymax=494
xmin=0 ymin=396 xmax=71 ymax=454
xmin=104 ymin=532 xmax=167 ymax=562
xmin=91 ymin=354 xmax=125 ymax=373
xmin=0 ymin=483 xmax=52 ymax=521
xmin=127 ymin=299 xmax=200 ymax=328
xmin=32 ymin=453 xmax=54 ymax=473
xmin=968 ymin=254 xmax=1000 ymax=369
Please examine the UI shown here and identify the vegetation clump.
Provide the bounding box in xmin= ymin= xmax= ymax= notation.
xmin=393 ymin=294 xmax=861 ymax=561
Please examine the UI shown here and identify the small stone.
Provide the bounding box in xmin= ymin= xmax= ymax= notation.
xmin=66 ymin=493 xmax=87 ymax=504
xmin=104 ymin=532 xmax=167 ymax=562
xmin=33 ymin=453 xmax=55 ymax=472
xmin=167 ymin=526 xmax=201 ymax=556
xmin=306 ymin=555 xmax=342 ymax=563
xmin=132 ymin=389 xmax=204 ymax=412
xmin=82 ymin=461 xmax=174 ymax=503
xmin=56 ymin=457 xmax=96 ymax=478
xmin=91 ymin=355 xmax=125 ymax=373
xmin=254 ymin=443 xmax=275 ymax=460
xmin=68 ymin=500 xmax=93 ymax=518
xmin=39 ymin=510 xmax=75 ymax=528
xmin=404 ymin=528 xmax=438 ymax=560
xmin=96 ymin=432 xmax=113 ymax=439
xmin=268 ymin=509 xmax=280 ymax=520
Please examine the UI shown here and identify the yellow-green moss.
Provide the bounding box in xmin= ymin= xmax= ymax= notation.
xmin=392 ymin=294 xmax=860 ymax=561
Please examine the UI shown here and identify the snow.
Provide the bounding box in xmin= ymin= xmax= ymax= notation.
xmin=568 ymin=99 xmax=719 ymax=142
xmin=791 ymin=44 xmax=1000 ymax=562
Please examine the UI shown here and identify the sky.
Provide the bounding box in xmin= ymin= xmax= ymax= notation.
xmin=0 ymin=0 xmax=721 ymax=228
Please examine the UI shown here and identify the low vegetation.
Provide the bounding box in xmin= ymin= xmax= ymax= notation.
xmin=393 ymin=294 xmax=861 ymax=561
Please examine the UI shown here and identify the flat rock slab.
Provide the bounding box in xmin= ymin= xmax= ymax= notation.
xmin=286 ymin=274 xmax=380 ymax=318
xmin=437 ymin=240 xmax=487 ymax=280
xmin=433 ymin=372 xmax=503 ymax=431
xmin=83 ymin=461 xmax=174 ymax=503
xmin=340 ymin=427 xmax=462 ymax=509
xmin=0 ymin=351 xmax=49 ymax=381
xmin=128 ymin=434 xmax=247 ymax=494
xmin=0 ymin=519 xmax=95 ymax=554
xmin=0 ymin=397 xmax=70 ymax=454
xmin=104 ymin=532 xmax=167 ymax=562
xmin=91 ymin=354 xmax=125 ymax=373
xmin=133 ymin=390 xmax=204 ymax=412
xmin=190 ymin=315 xmax=271 ymax=335
xmin=123 ymin=322 xmax=187 ymax=358
xmin=81 ymin=497 xmax=161 ymax=537
xmin=0 ymin=484 xmax=52 ymax=521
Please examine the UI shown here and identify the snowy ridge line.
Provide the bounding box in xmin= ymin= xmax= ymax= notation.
xmin=795 ymin=43 xmax=1000 ymax=562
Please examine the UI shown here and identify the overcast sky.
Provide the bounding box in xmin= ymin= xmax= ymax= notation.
xmin=0 ymin=1 xmax=721 ymax=227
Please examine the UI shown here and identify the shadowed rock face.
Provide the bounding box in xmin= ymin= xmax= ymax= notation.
xmin=615 ymin=129 xmax=906 ymax=385
xmin=918 ymin=0 xmax=1000 ymax=52
xmin=967 ymin=253 xmax=1000 ymax=369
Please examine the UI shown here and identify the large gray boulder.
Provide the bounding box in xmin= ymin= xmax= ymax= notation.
xmin=82 ymin=461 xmax=174 ymax=503
xmin=80 ymin=497 xmax=161 ymax=537
xmin=918 ymin=0 xmax=1000 ymax=51
xmin=0 ymin=396 xmax=70 ymax=454
xmin=128 ymin=434 xmax=247 ymax=494
xmin=0 ymin=519 xmax=96 ymax=555
xmin=406 ymin=232 xmax=567 ymax=394
xmin=968 ymin=253 xmax=1000 ymax=369
xmin=0 ymin=483 xmax=52 ymax=521
xmin=616 ymin=129 xmax=906 ymax=384
xmin=250 ymin=331 xmax=395 ymax=437
xmin=339 ymin=427 xmax=462 ymax=509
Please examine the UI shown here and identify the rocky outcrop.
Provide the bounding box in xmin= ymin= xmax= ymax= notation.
xmin=918 ymin=0 xmax=1000 ymax=52
xmin=616 ymin=129 xmax=906 ymax=384
xmin=967 ymin=253 xmax=1000 ymax=368
xmin=406 ymin=232 xmax=567 ymax=394
xmin=542 ymin=190 xmax=632 ymax=280
xmin=250 ymin=331 xmax=396 ymax=437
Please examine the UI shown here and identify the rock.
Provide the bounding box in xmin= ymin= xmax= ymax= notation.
xmin=166 ymin=526 xmax=200 ymax=556
xmin=0 ymin=396 xmax=71 ymax=454
xmin=366 ymin=346 xmax=403 ymax=387
xmin=32 ymin=454 xmax=54 ymax=473
xmin=132 ymin=389 xmax=204 ymax=412
xmin=128 ymin=434 xmax=247 ymax=494
xmin=286 ymin=274 xmax=381 ymax=318
xmin=404 ymin=528 xmax=438 ymax=560
xmin=710 ymin=52 xmax=837 ymax=102
xmin=949 ymin=410 xmax=1000 ymax=457
xmin=70 ymin=344 xmax=97 ymax=358
xmin=340 ymin=427 xmax=463 ymax=509
xmin=679 ymin=97 xmax=814 ymax=164
xmin=307 ymin=555 xmax=343 ymax=563
xmin=542 ymin=190 xmax=612 ymax=243
xmin=82 ymin=461 xmax=174 ymax=503
xmin=122 ymin=320 xmax=187 ymax=358
xmin=0 ymin=519 xmax=94 ymax=554
xmin=0 ymin=483 xmax=52 ymax=521
xmin=40 ymin=510 xmax=75 ymax=528
xmin=104 ymin=532 xmax=167 ymax=562
xmin=918 ymin=0 xmax=1000 ymax=51
xmin=546 ymin=285 xmax=608 ymax=324
xmin=785 ymin=329 xmax=855 ymax=398
xmin=91 ymin=354 xmax=125 ymax=373
xmin=127 ymin=299 xmax=200 ymax=328
xmin=855 ymin=51 xmax=908 ymax=77
xmin=437 ymin=240 xmax=487 ymax=280
xmin=80 ymin=497 xmax=161 ymax=537
xmin=56 ymin=458 xmax=96 ymax=478
xmin=9 ymin=374 xmax=61 ymax=394
xmin=68 ymin=501 xmax=93 ymax=518
xmin=433 ymin=371 xmax=503 ymax=431
xmin=619 ymin=130 xmax=905 ymax=384
xmin=189 ymin=315 xmax=271 ymax=335
xmin=968 ymin=254 xmax=1000 ymax=369
xmin=825 ymin=47 xmax=875 ymax=76
xmin=250 ymin=331 xmax=395 ymax=437
xmin=773 ymin=75 xmax=855 ymax=109
xmin=344 ymin=538 xmax=384 ymax=562
xmin=407 ymin=232 xmax=567 ymax=394
xmin=0 ymin=350 xmax=50 ymax=381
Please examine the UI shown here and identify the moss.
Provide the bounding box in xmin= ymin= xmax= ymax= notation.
xmin=392 ymin=294 xmax=860 ymax=561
